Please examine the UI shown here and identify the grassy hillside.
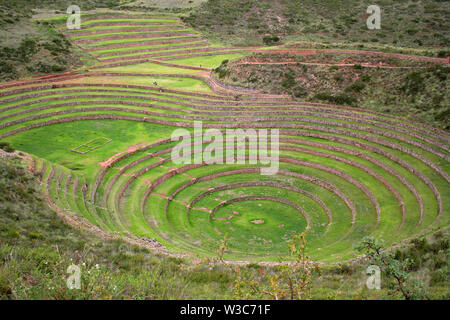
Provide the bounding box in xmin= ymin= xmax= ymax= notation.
xmin=184 ymin=0 xmax=450 ymax=48
xmin=0 ymin=156 xmax=448 ymax=299
xmin=0 ymin=0 xmax=213 ymax=82
xmin=0 ymin=19 xmax=84 ymax=82
xmin=120 ymin=0 xmax=207 ymax=11
xmin=0 ymin=155 xmax=230 ymax=299
xmin=0 ymin=0 xmax=126 ymax=82
xmin=212 ymin=52 xmax=450 ymax=129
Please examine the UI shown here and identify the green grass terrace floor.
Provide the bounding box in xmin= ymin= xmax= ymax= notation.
xmin=47 ymin=13 xmax=255 ymax=68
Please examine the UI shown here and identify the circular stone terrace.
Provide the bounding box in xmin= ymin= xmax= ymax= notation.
xmin=0 ymin=13 xmax=448 ymax=263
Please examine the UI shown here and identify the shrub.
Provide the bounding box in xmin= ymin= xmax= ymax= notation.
xmin=214 ymin=60 xmax=230 ymax=79
xmin=0 ymin=61 xmax=17 ymax=80
xmin=0 ymin=273 xmax=12 ymax=297
xmin=315 ymin=92 xmax=333 ymax=101
xmin=7 ymin=229 xmax=20 ymax=238
xmin=357 ymin=236 xmax=429 ymax=300
xmin=0 ymin=142 xmax=14 ymax=153
xmin=37 ymin=62 xmax=52 ymax=73
xmin=332 ymin=263 xmax=353 ymax=275
xmin=19 ymin=39 xmax=37 ymax=59
xmin=281 ymin=75 xmax=296 ymax=89
xmin=291 ymin=85 xmax=307 ymax=98
xmin=315 ymin=92 xmax=357 ymax=106
xmin=263 ymin=35 xmax=280 ymax=46
xmin=437 ymin=50 xmax=449 ymax=58
xmin=345 ymin=80 xmax=366 ymax=93
xmin=51 ymin=65 xmax=65 ymax=72
xmin=333 ymin=73 xmax=344 ymax=82
xmin=430 ymin=269 xmax=448 ymax=285
xmin=232 ymin=233 xmax=319 ymax=300
xmin=429 ymin=65 xmax=448 ymax=81
xmin=333 ymin=93 xmax=357 ymax=105
xmin=28 ymin=231 xmax=42 ymax=239
xmin=361 ymin=74 xmax=371 ymax=82
xmin=402 ymin=71 xmax=425 ymax=94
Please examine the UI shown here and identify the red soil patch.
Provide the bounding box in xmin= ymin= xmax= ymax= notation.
xmin=99 ymin=152 xmax=126 ymax=168
xmin=257 ymin=49 xmax=317 ymax=56
xmin=127 ymin=142 xmax=147 ymax=153
xmin=99 ymin=143 xmax=146 ymax=168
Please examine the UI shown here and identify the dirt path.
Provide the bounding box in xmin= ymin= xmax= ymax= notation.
xmin=256 ymin=48 xmax=447 ymax=64
xmin=235 ymin=61 xmax=424 ymax=69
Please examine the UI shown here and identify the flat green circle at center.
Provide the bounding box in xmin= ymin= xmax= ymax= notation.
xmin=212 ymin=200 xmax=308 ymax=256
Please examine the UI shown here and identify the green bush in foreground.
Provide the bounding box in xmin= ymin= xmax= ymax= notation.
xmin=232 ymin=233 xmax=319 ymax=300
xmin=357 ymin=237 xmax=429 ymax=300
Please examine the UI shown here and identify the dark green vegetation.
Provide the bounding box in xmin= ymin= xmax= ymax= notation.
xmin=184 ymin=0 xmax=450 ymax=48
xmin=119 ymin=0 xmax=208 ymax=13
xmin=0 ymin=25 xmax=80 ymax=82
xmin=0 ymin=0 xmax=122 ymax=13
xmin=0 ymin=141 xmax=14 ymax=153
xmin=213 ymin=53 xmax=450 ymax=130
xmin=0 ymin=0 xmax=246 ymax=81
xmin=0 ymin=0 xmax=103 ymax=81
xmin=0 ymin=157 xmax=447 ymax=299
xmin=357 ymin=236 xmax=446 ymax=300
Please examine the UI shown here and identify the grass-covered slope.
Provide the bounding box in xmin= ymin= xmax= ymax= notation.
xmin=0 ymin=156 xmax=231 ymax=299
xmin=184 ymin=0 xmax=450 ymax=48
xmin=212 ymin=52 xmax=450 ymax=130
xmin=49 ymin=12 xmax=249 ymax=65
xmin=0 ymin=15 xmax=83 ymax=82
xmin=0 ymin=156 xmax=448 ymax=299
xmin=0 ymin=0 xmax=114 ymax=82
